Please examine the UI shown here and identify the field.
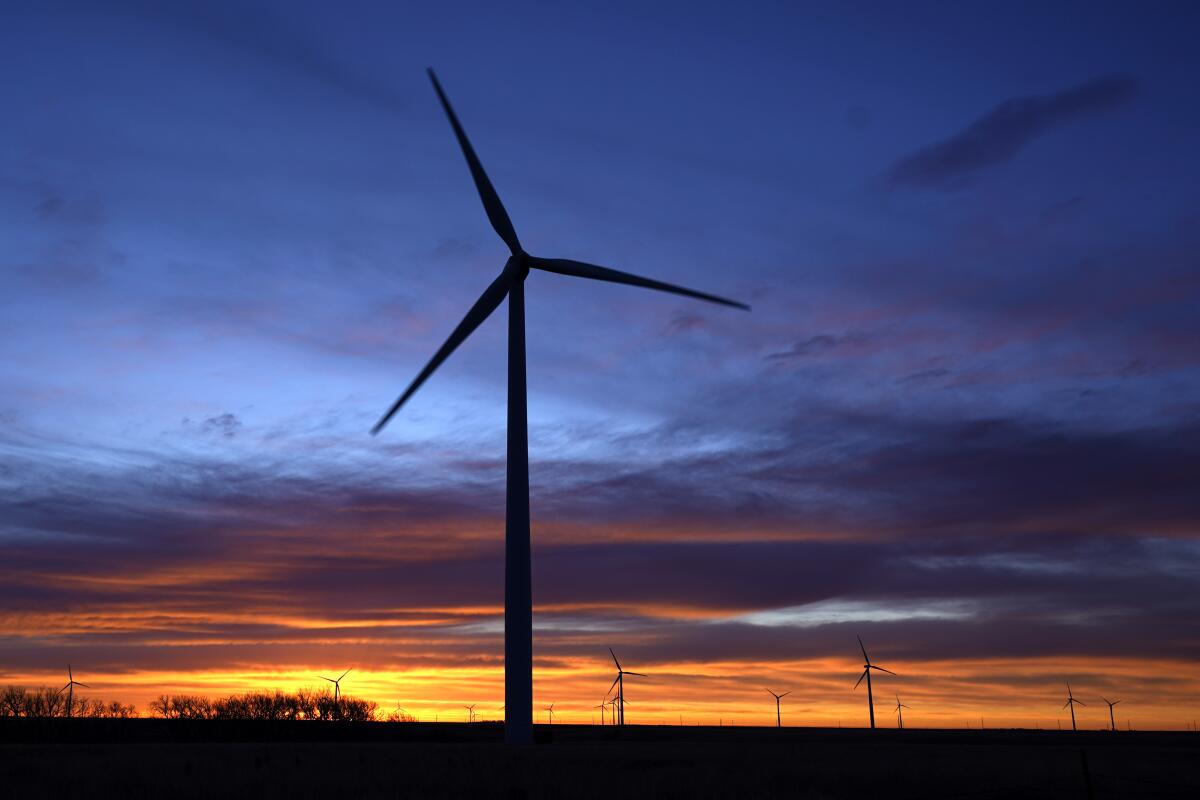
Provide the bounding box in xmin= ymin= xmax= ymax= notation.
xmin=2 ymin=720 xmax=1196 ymax=799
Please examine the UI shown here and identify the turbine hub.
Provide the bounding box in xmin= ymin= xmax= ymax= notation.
xmin=505 ymin=253 xmax=531 ymax=279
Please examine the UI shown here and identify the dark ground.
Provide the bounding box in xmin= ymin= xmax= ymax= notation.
xmin=1 ymin=720 xmax=1196 ymax=799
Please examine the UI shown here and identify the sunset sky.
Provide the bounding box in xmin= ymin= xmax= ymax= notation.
xmin=2 ymin=0 xmax=1199 ymax=730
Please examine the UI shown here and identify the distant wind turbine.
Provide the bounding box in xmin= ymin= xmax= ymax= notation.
xmin=59 ymin=665 xmax=90 ymax=718
xmin=853 ymin=636 xmax=896 ymax=730
xmin=1063 ymin=683 xmax=1085 ymax=731
xmin=319 ymin=668 xmax=351 ymax=702
xmin=464 ymin=704 xmax=476 ymax=723
xmin=1101 ymin=697 xmax=1121 ymax=732
xmin=369 ymin=69 xmax=748 ymax=747
xmin=765 ymin=689 xmax=791 ymax=728
xmin=894 ymin=695 xmax=911 ymax=730
xmin=607 ymin=648 xmax=646 ymax=726
xmin=594 ymin=701 xmax=607 ymax=726
xmin=545 ymin=703 xmax=555 ymax=725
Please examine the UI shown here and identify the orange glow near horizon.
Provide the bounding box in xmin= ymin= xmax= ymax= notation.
xmin=4 ymin=654 xmax=1197 ymax=731
xmin=5 ymin=514 xmax=1197 ymax=732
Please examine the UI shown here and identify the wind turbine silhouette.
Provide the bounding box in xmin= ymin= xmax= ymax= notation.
xmin=545 ymin=703 xmax=555 ymax=725
xmin=764 ymin=689 xmax=790 ymax=728
xmin=594 ymin=701 xmax=607 ymax=726
xmin=1063 ymin=682 xmax=1085 ymax=731
xmin=1101 ymin=697 xmax=1121 ymax=732
xmin=607 ymin=648 xmax=646 ymax=726
xmin=369 ymin=70 xmax=748 ymax=746
xmin=894 ymin=694 xmax=911 ymax=729
xmin=319 ymin=668 xmax=350 ymax=702
xmin=59 ymin=665 xmax=89 ymax=718
xmin=853 ymin=636 xmax=895 ymax=730
xmin=464 ymin=704 xmax=477 ymax=723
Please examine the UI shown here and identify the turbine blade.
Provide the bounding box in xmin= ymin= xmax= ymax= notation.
xmin=780 ymin=691 xmax=791 ymax=698
xmin=372 ymin=271 xmax=510 ymax=434
xmin=339 ymin=668 xmax=351 ymax=681
xmin=872 ymin=666 xmax=897 ymax=676
xmin=76 ymin=682 xmax=91 ymax=688
xmin=529 ymin=257 xmax=749 ymax=310
xmin=427 ymin=69 xmax=522 ymax=255
xmin=1063 ymin=700 xmax=1071 ymax=709
xmin=608 ymin=674 xmax=620 ymax=695
xmin=609 ymin=647 xmax=622 ymax=671
xmin=624 ymin=672 xmax=647 ymax=677
xmin=853 ymin=669 xmax=867 ymax=690
xmin=857 ymin=634 xmax=870 ymax=664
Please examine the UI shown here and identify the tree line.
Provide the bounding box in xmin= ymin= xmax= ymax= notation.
xmin=148 ymin=689 xmax=379 ymax=722
xmin=1 ymin=685 xmax=400 ymax=722
xmin=1 ymin=686 xmax=136 ymax=718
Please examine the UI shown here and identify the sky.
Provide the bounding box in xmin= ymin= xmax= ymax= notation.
xmin=2 ymin=0 xmax=1199 ymax=729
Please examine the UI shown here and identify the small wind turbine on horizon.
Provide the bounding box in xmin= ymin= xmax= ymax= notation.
xmin=464 ymin=704 xmax=477 ymax=723
xmin=594 ymin=701 xmax=607 ymax=726
xmin=853 ymin=636 xmax=896 ymax=730
xmin=369 ymin=69 xmax=748 ymax=746
xmin=1102 ymin=697 xmax=1121 ymax=732
xmin=319 ymin=668 xmax=351 ymax=702
xmin=545 ymin=703 xmax=555 ymax=725
xmin=607 ymin=648 xmax=646 ymax=726
xmin=894 ymin=694 xmax=911 ymax=729
xmin=765 ymin=689 xmax=790 ymax=728
xmin=59 ymin=665 xmax=89 ymax=718
xmin=1063 ymin=683 xmax=1086 ymax=732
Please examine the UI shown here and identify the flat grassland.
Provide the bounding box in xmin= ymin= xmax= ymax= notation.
xmin=2 ymin=721 xmax=1196 ymax=799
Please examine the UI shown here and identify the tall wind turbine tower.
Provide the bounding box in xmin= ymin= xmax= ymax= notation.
xmin=1101 ymin=697 xmax=1121 ymax=732
xmin=59 ymin=665 xmax=90 ymax=718
xmin=319 ymin=668 xmax=350 ymax=702
xmin=1063 ymin=683 xmax=1086 ymax=731
xmin=765 ymin=689 xmax=791 ymax=728
xmin=853 ymin=636 xmax=895 ymax=730
xmin=607 ymin=648 xmax=646 ymax=726
xmin=894 ymin=695 xmax=911 ymax=729
xmin=371 ymin=70 xmax=748 ymax=746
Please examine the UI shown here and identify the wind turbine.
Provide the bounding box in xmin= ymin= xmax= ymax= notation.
xmin=59 ymin=665 xmax=90 ymax=718
xmin=545 ymin=703 xmax=555 ymax=725
xmin=594 ymin=701 xmax=607 ymax=726
xmin=319 ymin=668 xmax=350 ymax=702
xmin=894 ymin=695 xmax=911 ymax=730
xmin=853 ymin=636 xmax=895 ymax=730
xmin=1101 ymin=697 xmax=1121 ymax=732
xmin=370 ymin=70 xmax=748 ymax=747
xmin=765 ymin=689 xmax=790 ymax=728
xmin=1063 ymin=683 xmax=1085 ymax=731
xmin=607 ymin=648 xmax=646 ymax=726
xmin=464 ymin=704 xmax=476 ymax=723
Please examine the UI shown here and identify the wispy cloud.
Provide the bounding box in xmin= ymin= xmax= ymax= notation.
xmin=887 ymin=75 xmax=1138 ymax=189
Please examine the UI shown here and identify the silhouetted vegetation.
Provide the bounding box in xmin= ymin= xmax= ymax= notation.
xmin=0 ymin=685 xmax=136 ymax=718
xmin=149 ymin=688 xmax=377 ymax=721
